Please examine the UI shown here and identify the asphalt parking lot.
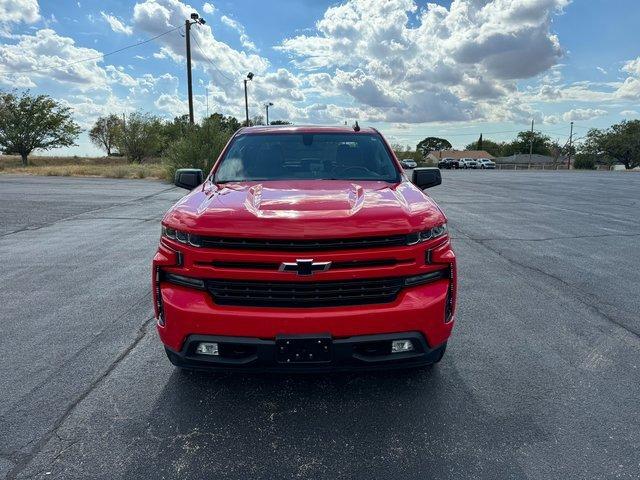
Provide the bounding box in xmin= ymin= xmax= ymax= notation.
xmin=1 ymin=171 xmax=639 ymax=479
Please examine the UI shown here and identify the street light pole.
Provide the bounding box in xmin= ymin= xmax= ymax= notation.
xmin=567 ymin=121 xmax=574 ymax=169
xmin=185 ymin=13 xmax=206 ymax=125
xmin=265 ymin=102 xmax=273 ymax=125
xmin=243 ymin=72 xmax=253 ymax=126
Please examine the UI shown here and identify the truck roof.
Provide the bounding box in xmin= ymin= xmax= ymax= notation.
xmin=237 ymin=125 xmax=378 ymax=135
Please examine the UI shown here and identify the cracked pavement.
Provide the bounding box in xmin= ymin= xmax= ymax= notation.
xmin=0 ymin=172 xmax=639 ymax=479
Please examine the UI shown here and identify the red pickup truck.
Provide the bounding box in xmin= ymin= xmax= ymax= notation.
xmin=153 ymin=125 xmax=456 ymax=372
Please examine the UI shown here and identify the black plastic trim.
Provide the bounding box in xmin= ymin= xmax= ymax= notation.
xmin=165 ymin=332 xmax=446 ymax=373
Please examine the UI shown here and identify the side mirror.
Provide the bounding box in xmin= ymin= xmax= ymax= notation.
xmin=412 ymin=167 xmax=442 ymax=189
xmin=174 ymin=168 xmax=204 ymax=190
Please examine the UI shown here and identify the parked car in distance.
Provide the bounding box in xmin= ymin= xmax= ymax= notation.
xmin=154 ymin=125 xmax=457 ymax=373
xmin=477 ymin=158 xmax=496 ymax=169
xmin=460 ymin=158 xmax=478 ymax=169
xmin=401 ymin=158 xmax=418 ymax=169
xmin=438 ymin=158 xmax=458 ymax=169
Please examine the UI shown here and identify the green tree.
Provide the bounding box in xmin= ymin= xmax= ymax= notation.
xmin=581 ymin=120 xmax=640 ymax=169
xmin=162 ymin=114 xmax=191 ymax=145
xmin=416 ymin=137 xmax=452 ymax=157
xmin=464 ymin=138 xmax=504 ymax=157
xmin=162 ymin=113 xmax=239 ymax=180
xmin=500 ymin=130 xmax=552 ymax=157
xmin=250 ymin=114 xmax=265 ymax=126
xmin=0 ymin=91 xmax=81 ymax=166
xmin=115 ymin=112 xmax=166 ymax=163
xmin=89 ymin=114 xmax=122 ymax=156
xmin=206 ymin=113 xmax=241 ymax=132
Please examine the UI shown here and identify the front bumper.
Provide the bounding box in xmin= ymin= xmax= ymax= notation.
xmin=153 ymin=237 xmax=457 ymax=365
xmin=157 ymin=277 xmax=455 ymax=353
xmin=164 ymin=332 xmax=446 ymax=372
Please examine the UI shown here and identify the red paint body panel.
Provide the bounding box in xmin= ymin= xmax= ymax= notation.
xmin=153 ymin=126 xmax=457 ymax=364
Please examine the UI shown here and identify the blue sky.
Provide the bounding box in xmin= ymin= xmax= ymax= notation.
xmin=1 ymin=0 xmax=639 ymax=155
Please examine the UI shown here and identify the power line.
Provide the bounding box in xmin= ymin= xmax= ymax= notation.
xmin=190 ymin=32 xmax=234 ymax=83
xmin=0 ymin=25 xmax=182 ymax=77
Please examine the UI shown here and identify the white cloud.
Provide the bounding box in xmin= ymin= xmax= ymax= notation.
xmin=620 ymin=110 xmax=638 ymax=118
xmin=622 ymin=57 xmax=640 ymax=76
xmin=202 ymin=2 xmax=215 ymax=14
xmin=540 ymin=57 xmax=640 ymax=104
xmin=100 ymin=12 xmax=133 ymax=35
xmin=543 ymin=114 xmax=560 ymax=124
xmin=155 ymin=93 xmax=186 ymax=114
xmin=0 ymin=29 xmax=109 ymax=90
xmin=220 ymin=14 xmax=257 ymax=52
xmin=0 ymin=0 xmax=40 ymax=25
xmin=133 ymin=0 xmax=268 ymax=92
xmin=59 ymin=93 xmax=133 ymax=129
xmin=562 ymin=108 xmax=607 ymax=122
xmin=105 ymin=65 xmax=138 ymax=87
xmin=276 ymin=0 xmax=570 ymax=123
xmin=596 ymin=66 xmax=607 ymax=75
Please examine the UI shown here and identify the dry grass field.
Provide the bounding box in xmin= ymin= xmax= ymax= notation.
xmin=0 ymin=155 xmax=166 ymax=180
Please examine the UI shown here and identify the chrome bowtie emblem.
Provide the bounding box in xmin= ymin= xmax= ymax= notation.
xmin=279 ymin=259 xmax=332 ymax=276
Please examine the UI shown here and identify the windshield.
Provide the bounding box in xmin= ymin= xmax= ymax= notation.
xmin=214 ymin=133 xmax=400 ymax=183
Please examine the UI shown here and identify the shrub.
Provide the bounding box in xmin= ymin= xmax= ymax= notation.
xmin=110 ymin=166 xmax=129 ymax=178
xmin=573 ymin=154 xmax=596 ymax=170
xmin=163 ymin=116 xmax=235 ymax=181
xmin=115 ymin=112 xmax=165 ymax=163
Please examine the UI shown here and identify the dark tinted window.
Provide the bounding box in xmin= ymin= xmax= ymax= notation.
xmin=214 ymin=133 xmax=399 ymax=182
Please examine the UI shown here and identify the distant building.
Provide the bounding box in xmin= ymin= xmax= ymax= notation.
xmin=495 ymin=153 xmax=565 ymax=165
xmin=425 ymin=150 xmax=495 ymax=162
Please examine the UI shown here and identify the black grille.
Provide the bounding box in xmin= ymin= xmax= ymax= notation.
xmin=205 ymin=277 xmax=404 ymax=308
xmin=207 ymin=258 xmax=400 ymax=270
xmin=198 ymin=234 xmax=408 ymax=251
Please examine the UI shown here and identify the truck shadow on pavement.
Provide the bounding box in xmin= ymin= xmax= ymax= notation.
xmin=121 ymin=361 xmax=540 ymax=480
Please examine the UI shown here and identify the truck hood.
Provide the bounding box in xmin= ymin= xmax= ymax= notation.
xmin=164 ymin=180 xmax=445 ymax=239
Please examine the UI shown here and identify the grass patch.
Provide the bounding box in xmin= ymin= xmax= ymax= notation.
xmin=0 ymin=155 xmax=162 ymax=167
xmin=0 ymin=154 xmax=164 ymax=179
xmin=1 ymin=163 xmax=165 ymax=180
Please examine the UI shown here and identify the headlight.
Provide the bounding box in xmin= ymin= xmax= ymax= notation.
xmin=162 ymin=226 xmax=203 ymax=247
xmin=407 ymin=223 xmax=447 ymax=245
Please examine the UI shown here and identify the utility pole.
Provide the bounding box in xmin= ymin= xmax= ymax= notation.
xmin=244 ymin=72 xmax=254 ymax=126
xmin=185 ymin=19 xmax=194 ymax=124
xmin=185 ymin=13 xmax=206 ymax=125
xmin=529 ymin=119 xmax=534 ymax=163
xmin=265 ymin=102 xmax=273 ymax=126
xmin=567 ymin=121 xmax=574 ymax=170
xmin=205 ymin=86 xmax=209 ymax=118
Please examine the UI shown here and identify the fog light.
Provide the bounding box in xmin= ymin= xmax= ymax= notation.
xmin=391 ymin=339 xmax=414 ymax=353
xmin=196 ymin=342 xmax=219 ymax=356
